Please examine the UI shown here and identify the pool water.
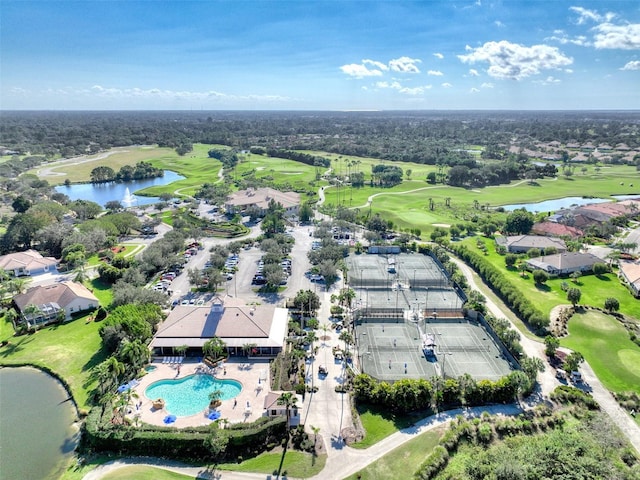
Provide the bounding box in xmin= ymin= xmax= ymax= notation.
xmin=144 ymin=365 xmax=157 ymax=372
xmin=145 ymin=374 xmax=242 ymax=416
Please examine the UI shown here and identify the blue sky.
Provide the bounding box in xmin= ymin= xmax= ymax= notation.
xmin=1 ymin=1 xmax=639 ymax=110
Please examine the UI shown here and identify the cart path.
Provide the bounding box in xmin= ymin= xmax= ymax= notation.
xmin=451 ymin=257 xmax=640 ymax=454
xmin=82 ymin=404 xmax=523 ymax=480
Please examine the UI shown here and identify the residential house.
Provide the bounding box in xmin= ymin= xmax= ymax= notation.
xmin=262 ymin=391 xmax=303 ymax=427
xmin=0 ymin=249 xmax=58 ymax=276
xmin=13 ymin=281 xmax=99 ymax=328
xmin=619 ymin=260 xmax=640 ymax=297
xmin=150 ymin=296 xmax=288 ymax=357
xmin=224 ymin=187 xmax=300 ymax=218
xmin=531 ymin=221 xmax=583 ymax=239
xmin=526 ymin=252 xmax=602 ymax=275
xmin=496 ymin=235 xmax=567 ymax=254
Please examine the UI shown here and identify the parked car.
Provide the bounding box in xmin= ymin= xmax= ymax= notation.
xmin=318 ymin=365 xmax=328 ymax=375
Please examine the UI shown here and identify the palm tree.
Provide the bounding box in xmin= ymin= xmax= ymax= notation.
xmin=209 ymin=389 xmax=223 ymax=409
xmin=119 ymin=339 xmax=150 ymax=373
xmin=104 ymin=356 xmax=126 ymax=388
xmin=277 ymin=392 xmax=298 ymax=428
xmin=311 ymin=425 xmax=321 ymax=450
xmin=203 ymin=336 xmax=227 ymax=360
xmin=21 ymin=303 xmax=42 ymax=330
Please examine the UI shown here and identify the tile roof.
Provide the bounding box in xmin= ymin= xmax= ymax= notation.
xmin=532 ymin=222 xmax=583 ymax=238
xmin=0 ymin=249 xmax=58 ymax=272
xmin=619 ymin=260 xmax=640 ymax=287
xmin=13 ymin=281 xmax=98 ymax=311
xmin=527 ymin=252 xmax=601 ymax=271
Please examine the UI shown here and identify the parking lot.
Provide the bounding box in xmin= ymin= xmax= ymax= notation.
xmin=163 ymin=222 xmax=320 ymax=306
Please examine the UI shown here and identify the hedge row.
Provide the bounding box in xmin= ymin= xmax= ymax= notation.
xmin=353 ymin=372 xmax=520 ymax=414
xmin=414 ymin=407 xmax=567 ymax=479
xmin=449 ymin=244 xmax=549 ymax=333
xmin=82 ymin=407 xmax=286 ymax=462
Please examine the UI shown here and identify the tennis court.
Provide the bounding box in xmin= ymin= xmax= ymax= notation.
xmin=355 ymin=317 xmax=515 ymax=382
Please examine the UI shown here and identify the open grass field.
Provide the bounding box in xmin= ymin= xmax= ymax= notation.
xmin=345 ymin=427 xmax=444 ymax=480
xmin=234 ymin=151 xmax=322 ymax=197
xmin=561 ymin=309 xmax=640 ymax=394
xmin=351 ymin=404 xmax=419 ymax=449
xmin=101 ymin=466 xmax=194 ymax=480
xmin=461 ymin=237 xmax=640 ymax=321
xmin=140 ymin=143 xmax=223 ymax=198
xmin=0 ymin=314 xmax=107 ymax=409
xmin=322 ymin=165 xmax=638 ymax=234
xmin=217 ymin=450 xmax=326 ymax=477
xmin=32 ymin=146 xmax=180 ymax=185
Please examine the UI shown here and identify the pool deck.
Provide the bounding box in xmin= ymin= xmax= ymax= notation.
xmin=128 ymin=357 xmax=271 ymax=428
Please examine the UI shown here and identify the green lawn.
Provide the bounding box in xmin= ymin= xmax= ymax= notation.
xmin=101 ymin=466 xmax=195 ymax=480
xmin=86 ymin=244 xmax=139 ymax=267
xmin=234 ymin=152 xmax=321 ymax=197
xmin=141 ymin=144 xmax=224 ymax=198
xmin=90 ymin=277 xmax=114 ymax=306
xmin=345 ymin=427 xmax=443 ymax=480
xmin=321 ymin=163 xmax=638 ymax=235
xmin=351 ymin=404 xmax=419 ymax=449
xmin=32 ymin=146 xmax=182 ymax=185
xmin=217 ymin=450 xmax=326 ymax=478
xmin=0 ymin=314 xmax=107 ymax=409
xmin=461 ymin=237 xmax=640 ymax=321
xmin=561 ymin=309 xmax=640 ymax=393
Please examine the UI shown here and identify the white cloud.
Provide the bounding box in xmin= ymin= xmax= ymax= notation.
xmin=442 ymin=83 xmax=452 ymax=88
xmin=49 ymin=85 xmax=289 ymax=103
xmin=593 ymin=23 xmax=640 ymax=50
xmin=469 ymin=69 xmax=479 ymax=76
xmin=399 ymin=85 xmax=432 ymax=95
xmin=340 ymin=63 xmax=384 ymax=78
xmin=433 ymin=53 xmax=444 ymax=59
xmin=458 ymin=40 xmax=573 ymax=80
xmin=375 ymin=81 xmax=432 ymax=95
xmin=621 ymin=60 xmax=640 ymax=70
xmin=340 ymin=56 xmax=422 ymax=78
xmin=470 ymin=87 xmax=480 ymax=93
xmin=546 ymin=31 xmax=590 ymax=46
xmin=388 ymin=56 xmax=422 ymax=73
xmin=375 ymin=81 xmax=402 ymax=89
xmin=569 ymin=6 xmax=616 ymax=25
xmin=481 ymin=82 xmax=494 ymax=88
xmin=427 ymin=70 xmax=444 ymax=76
xmin=534 ymin=76 xmax=561 ymax=85
xmin=363 ymin=59 xmax=389 ymax=71
xmin=494 ymin=20 xmax=505 ymax=28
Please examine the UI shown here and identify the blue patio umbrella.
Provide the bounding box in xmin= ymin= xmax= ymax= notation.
xmin=208 ymin=410 xmax=221 ymax=420
xmin=163 ymin=414 xmax=177 ymax=424
xmin=117 ymin=384 xmax=129 ymax=393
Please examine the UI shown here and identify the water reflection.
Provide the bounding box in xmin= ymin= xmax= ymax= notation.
xmin=0 ymin=367 xmax=79 ymax=480
xmin=55 ymin=170 xmax=184 ymax=207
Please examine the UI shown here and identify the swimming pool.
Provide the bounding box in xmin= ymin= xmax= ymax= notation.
xmin=145 ymin=374 xmax=242 ymax=417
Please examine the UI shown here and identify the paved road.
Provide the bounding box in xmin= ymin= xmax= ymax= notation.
xmin=83 ymin=404 xmax=524 ymax=480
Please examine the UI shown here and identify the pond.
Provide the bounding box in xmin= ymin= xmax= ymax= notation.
xmin=0 ymin=367 xmax=80 ymax=480
xmin=502 ymin=196 xmax=612 ymax=212
xmin=55 ymin=170 xmax=184 ymax=207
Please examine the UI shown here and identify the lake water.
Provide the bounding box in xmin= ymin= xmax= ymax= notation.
xmin=0 ymin=367 xmax=80 ymax=480
xmin=55 ymin=170 xmax=184 ymax=207
xmin=502 ymin=196 xmax=612 ymax=212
